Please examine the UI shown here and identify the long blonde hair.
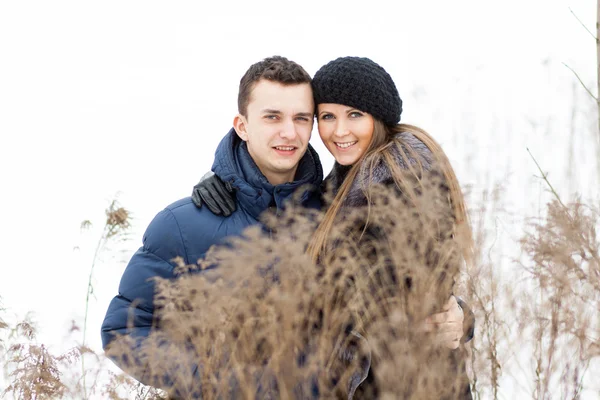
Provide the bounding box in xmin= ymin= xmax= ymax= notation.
xmin=307 ymin=121 xmax=474 ymax=267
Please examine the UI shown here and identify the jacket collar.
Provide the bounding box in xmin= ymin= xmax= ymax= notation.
xmin=212 ymin=128 xmax=323 ymax=219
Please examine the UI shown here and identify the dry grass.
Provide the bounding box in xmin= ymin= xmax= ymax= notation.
xmin=519 ymin=199 xmax=600 ymax=399
xmin=104 ymin=173 xmax=472 ymax=399
xmin=0 ymin=317 xmax=165 ymax=400
xmin=1 ymin=168 xmax=599 ymax=400
xmin=82 ymin=198 xmax=133 ymax=398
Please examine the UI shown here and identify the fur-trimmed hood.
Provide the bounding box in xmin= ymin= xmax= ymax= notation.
xmin=323 ymin=131 xmax=435 ymax=207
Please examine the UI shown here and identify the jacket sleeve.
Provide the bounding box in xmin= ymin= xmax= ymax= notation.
xmin=100 ymin=208 xmax=199 ymax=392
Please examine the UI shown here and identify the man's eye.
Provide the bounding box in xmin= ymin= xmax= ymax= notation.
xmin=265 ymin=115 xmax=278 ymax=120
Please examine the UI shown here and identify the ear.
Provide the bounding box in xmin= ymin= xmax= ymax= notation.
xmin=233 ymin=114 xmax=248 ymax=142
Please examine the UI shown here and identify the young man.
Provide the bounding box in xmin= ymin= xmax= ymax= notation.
xmin=100 ymin=56 xmax=324 ymax=394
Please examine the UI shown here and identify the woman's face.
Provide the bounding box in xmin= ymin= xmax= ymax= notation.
xmin=317 ymin=103 xmax=375 ymax=166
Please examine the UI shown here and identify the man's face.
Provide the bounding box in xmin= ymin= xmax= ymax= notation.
xmin=234 ymin=79 xmax=314 ymax=185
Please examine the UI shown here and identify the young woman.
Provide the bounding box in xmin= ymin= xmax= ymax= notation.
xmin=308 ymin=56 xmax=473 ymax=399
xmin=191 ymin=57 xmax=474 ymax=399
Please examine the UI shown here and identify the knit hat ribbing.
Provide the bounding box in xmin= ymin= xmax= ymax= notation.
xmin=312 ymin=57 xmax=402 ymax=126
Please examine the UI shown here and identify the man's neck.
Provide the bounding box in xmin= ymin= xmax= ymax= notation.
xmin=264 ymin=167 xmax=298 ymax=186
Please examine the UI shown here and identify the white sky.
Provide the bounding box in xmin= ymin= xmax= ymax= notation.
xmin=0 ymin=0 xmax=598 ymax=398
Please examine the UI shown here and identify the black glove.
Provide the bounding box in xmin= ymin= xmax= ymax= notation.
xmin=191 ymin=172 xmax=237 ymax=217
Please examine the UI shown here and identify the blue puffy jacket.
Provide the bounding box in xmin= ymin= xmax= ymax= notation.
xmin=100 ymin=128 xmax=323 ymax=391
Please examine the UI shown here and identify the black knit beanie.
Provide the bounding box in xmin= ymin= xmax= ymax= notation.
xmin=312 ymin=57 xmax=402 ymax=126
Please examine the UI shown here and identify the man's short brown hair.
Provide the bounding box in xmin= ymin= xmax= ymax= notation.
xmin=238 ymin=56 xmax=312 ymax=117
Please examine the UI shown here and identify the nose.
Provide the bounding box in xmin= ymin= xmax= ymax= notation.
xmin=279 ymin=118 xmax=298 ymax=140
xmin=334 ymin=119 xmax=350 ymax=138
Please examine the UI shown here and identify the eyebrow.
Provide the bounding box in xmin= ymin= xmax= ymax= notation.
xmin=318 ymin=107 xmax=356 ymax=116
xmin=261 ymin=109 xmax=282 ymax=114
xmin=262 ymin=109 xmax=313 ymax=117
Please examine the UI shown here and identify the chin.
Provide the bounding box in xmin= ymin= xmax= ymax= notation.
xmin=275 ymin=159 xmax=300 ymax=170
xmin=335 ymin=156 xmax=358 ymax=166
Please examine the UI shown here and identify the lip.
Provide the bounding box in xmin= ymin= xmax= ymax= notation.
xmin=272 ymin=145 xmax=298 ymax=156
xmin=334 ymin=141 xmax=358 ymax=151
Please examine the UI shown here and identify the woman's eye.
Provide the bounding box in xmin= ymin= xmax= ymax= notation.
xmin=320 ymin=114 xmax=333 ymax=120
xmin=349 ymin=112 xmax=363 ymax=118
